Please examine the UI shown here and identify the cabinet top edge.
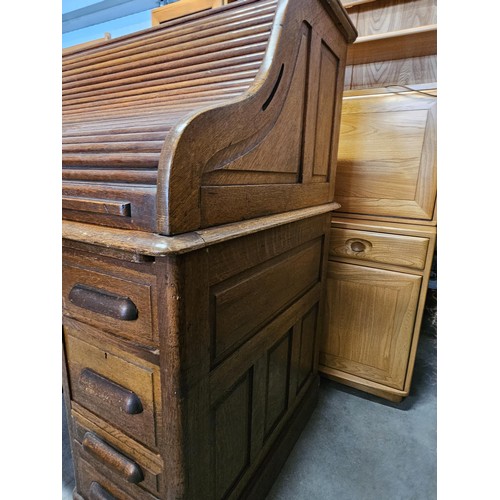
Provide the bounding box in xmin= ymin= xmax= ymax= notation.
xmin=62 ymin=203 xmax=340 ymax=257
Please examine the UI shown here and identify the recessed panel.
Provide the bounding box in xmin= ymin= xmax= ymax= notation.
xmin=214 ymin=372 xmax=252 ymax=499
xmin=211 ymin=239 xmax=322 ymax=365
xmin=335 ymin=92 xmax=436 ymax=220
xmin=321 ymin=262 xmax=421 ymax=389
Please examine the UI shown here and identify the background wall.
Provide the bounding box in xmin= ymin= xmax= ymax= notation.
xmin=62 ymin=0 xmax=179 ymax=48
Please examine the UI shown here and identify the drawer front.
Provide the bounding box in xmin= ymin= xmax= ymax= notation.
xmin=329 ymin=228 xmax=429 ymax=270
xmin=63 ymin=264 xmax=156 ymax=346
xmin=64 ymin=327 xmax=160 ymax=449
xmin=74 ymin=447 xmax=159 ymax=500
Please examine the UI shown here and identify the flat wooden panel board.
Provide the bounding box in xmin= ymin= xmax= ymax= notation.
xmin=151 ymin=0 xmax=223 ymax=25
xmin=265 ymin=331 xmax=292 ymax=436
xmin=344 ymin=0 xmax=437 ymax=90
xmin=335 ymin=89 xmax=436 ymax=220
xmin=312 ymin=42 xmax=339 ymax=179
xmin=297 ymin=305 xmax=318 ymax=391
xmin=347 ymin=25 xmax=437 ymax=66
xmin=354 ymin=0 xmax=436 ymax=36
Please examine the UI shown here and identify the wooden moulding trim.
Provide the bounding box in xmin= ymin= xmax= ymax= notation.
xmin=346 ymin=24 xmax=437 ymax=65
xmin=343 ymin=83 xmax=437 ymax=98
xmin=62 ymin=203 xmax=340 ymax=256
xmin=331 ymin=216 xmax=437 ymax=237
xmin=321 ymin=0 xmax=358 ymax=43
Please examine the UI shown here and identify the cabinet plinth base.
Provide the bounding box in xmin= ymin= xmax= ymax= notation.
xmin=319 ymin=366 xmax=405 ymax=403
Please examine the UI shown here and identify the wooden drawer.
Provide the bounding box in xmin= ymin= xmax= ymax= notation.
xmin=64 ymin=325 xmax=161 ymax=450
xmin=329 ymin=227 xmax=429 ymax=270
xmin=62 ymin=263 xmax=156 ymax=346
xmin=72 ymin=410 xmax=162 ymax=499
xmin=74 ymin=447 xmax=159 ymax=500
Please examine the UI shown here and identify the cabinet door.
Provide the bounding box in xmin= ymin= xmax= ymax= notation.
xmin=335 ymin=91 xmax=436 ymax=220
xmin=320 ymin=262 xmax=421 ymax=389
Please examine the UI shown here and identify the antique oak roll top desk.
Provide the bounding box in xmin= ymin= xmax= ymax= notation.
xmin=62 ymin=1 xmax=356 ymax=498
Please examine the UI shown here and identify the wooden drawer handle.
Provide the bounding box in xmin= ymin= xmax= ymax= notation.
xmin=82 ymin=432 xmax=144 ymax=484
xmin=89 ymin=482 xmax=118 ymax=500
xmin=69 ymin=284 xmax=138 ymax=321
xmin=350 ymin=241 xmax=366 ymax=252
xmin=79 ymin=368 xmax=144 ymax=415
xmin=62 ymin=196 xmax=131 ymax=217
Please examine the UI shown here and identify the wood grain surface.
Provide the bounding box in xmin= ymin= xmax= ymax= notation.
xmin=329 ymin=227 xmax=429 ymax=269
xmin=321 ymin=261 xmax=421 ymax=389
xmin=335 ymin=87 xmax=436 ymax=220
xmin=64 ymin=211 xmax=333 ymax=498
xmin=62 ymin=0 xmax=356 ymax=234
xmin=343 ymin=0 xmax=436 ymax=89
xmin=62 ymin=0 xmax=354 ymax=496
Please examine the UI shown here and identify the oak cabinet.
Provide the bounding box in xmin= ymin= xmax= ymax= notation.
xmin=320 ymin=219 xmax=435 ymax=401
xmin=319 ymin=84 xmax=437 ymax=402
xmin=65 ymin=210 xmax=334 ymax=500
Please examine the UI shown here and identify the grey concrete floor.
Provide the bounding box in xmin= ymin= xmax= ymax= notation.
xmin=62 ymin=293 xmax=436 ymax=500
xmin=62 ymin=402 xmax=75 ymax=500
xmin=267 ymin=316 xmax=437 ymax=500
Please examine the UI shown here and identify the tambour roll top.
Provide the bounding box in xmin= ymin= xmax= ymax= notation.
xmin=63 ymin=0 xmax=280 ymax=170
xmin=62 ymin=0 xmax=356 ymax=235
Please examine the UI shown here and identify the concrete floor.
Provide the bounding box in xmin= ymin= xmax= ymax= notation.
xmin=62 ymin=293 xmax=436 ymax=500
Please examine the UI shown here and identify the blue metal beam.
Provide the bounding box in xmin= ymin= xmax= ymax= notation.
xmin=62 ymin=0 xmax=178 ymax=33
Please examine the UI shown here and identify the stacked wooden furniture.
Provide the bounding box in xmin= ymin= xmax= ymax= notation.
xmin=342 ymin=0 xmax=436 ymax=90
xmin=151 ymin=0 xmax=238 ymax=25
xmin=319 ymin=0 xmax=437 ymax=403
xmin=62 ymin=0 xmax=356 ymax=498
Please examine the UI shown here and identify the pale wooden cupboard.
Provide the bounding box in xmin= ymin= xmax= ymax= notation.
xmin=320 ymin=85 xmax=437 ymax=402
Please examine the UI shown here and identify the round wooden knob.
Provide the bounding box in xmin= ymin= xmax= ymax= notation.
xmin=350 ymin=241 xmax=366 ymax=252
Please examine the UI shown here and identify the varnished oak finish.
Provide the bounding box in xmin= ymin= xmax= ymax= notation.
xmin=62 ymin=0 xmax=356 ymax=235
xmin=329 ymin=227 xmax=428 ymax=269
xmin=64 ymin=211 xmax=333 ymax=499
xmin=322 ymin=261 xmax=422 ymax=389
xmin=63 ymin=2 xmax=355 ymax=496
xmin=320 ymin=84 xmax=437 ymax=401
